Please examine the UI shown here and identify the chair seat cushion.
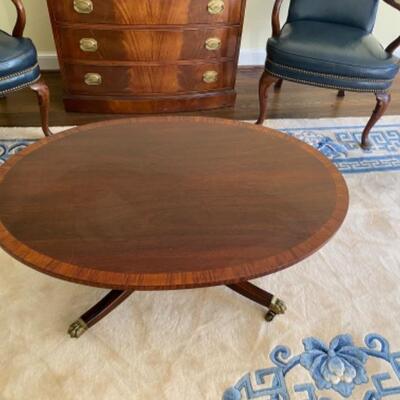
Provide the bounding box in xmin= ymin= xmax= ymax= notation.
xmin=266 ymin=21 xmax=400 ymax=92
xmin=0 ymin=30 xmax=40 ymax=94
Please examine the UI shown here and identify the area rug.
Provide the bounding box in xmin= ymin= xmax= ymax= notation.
xmin=0 ymin=118 xmax=399 ymax=400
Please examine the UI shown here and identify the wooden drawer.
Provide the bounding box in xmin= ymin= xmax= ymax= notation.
xmin=51 ymin=0 xmax=243 ymax=25
xmin=62 ymin=62 xmax=235 ymax=95
xmin=58 ymin=26 xmax=240 ymax=62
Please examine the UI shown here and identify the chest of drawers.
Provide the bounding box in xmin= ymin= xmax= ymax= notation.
xmin=46 ymin=0 xmax=247 ymax=113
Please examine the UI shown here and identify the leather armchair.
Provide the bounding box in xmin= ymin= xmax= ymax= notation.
xmin=256 ymin=0 xmax=400 ymax=148
xmin=0 ymin=0 xmax=51 ymax=136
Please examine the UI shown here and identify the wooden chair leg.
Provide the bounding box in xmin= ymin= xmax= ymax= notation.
xmin=361 ymin=92 xmax=391 ymax=149
xmin=337 ymin=90 xmax=345 ymax=97
xmin=29 ymin=78 xmax=52 ymax=137
xmin=255 ymin=70 xmax=279 ymax=125
xmin=274 ymin=78 xmax=283 ymax=90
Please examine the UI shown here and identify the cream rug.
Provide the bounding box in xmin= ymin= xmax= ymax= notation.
xmin=0 ymin=118 xmax=399 ymax=400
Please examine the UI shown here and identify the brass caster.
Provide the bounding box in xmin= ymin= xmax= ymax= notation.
xmin=68 ymin=318 xmax=88 ymax=338
xmin=265 ymin=310 xmax=277 ymax=322
xmin=265 ymin=297 xmax=287 ymax=322
xmin=270 ymin=297 xmax=287 ymax=314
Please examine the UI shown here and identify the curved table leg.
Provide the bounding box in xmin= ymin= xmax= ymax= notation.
xmin=68 ymin=289 xmax=134 ymax=338
xmin=226 ymin=281 xmax=287 ymax=322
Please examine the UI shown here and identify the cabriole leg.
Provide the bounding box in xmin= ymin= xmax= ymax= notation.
xmin=361 ymin=92 xmax=391 ymax=149
xmin=29 ymin=78 xmax=52 ymax=137
xmin=256 ymin=71 xmax=279 ymax=125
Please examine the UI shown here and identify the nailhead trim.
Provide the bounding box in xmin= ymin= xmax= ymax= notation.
xmin=0 ymin=74 xmax=41 ymax=95
xmin=0 ymin=63 xmax=39 ymax=82
xmin=265 ymin=68 xmax=389 ymax=93
xmin=266 ymin=59 xmax=395 ymax=83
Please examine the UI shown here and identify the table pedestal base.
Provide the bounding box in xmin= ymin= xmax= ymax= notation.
xmin=68 ymin=282 xmax=286 ymax=338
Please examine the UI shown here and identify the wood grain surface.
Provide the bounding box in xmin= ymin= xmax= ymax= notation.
xmin=50 ymin=0 xmax=243 ymax=25
xmin=0 ymin=117 xmax=349 ymax=290
xmin=61 ymin=61 xmax=236 ymax=95
xmin=58 ymin=26 xmax=240 ymax=62
xmin=46 ymin=0 xmax=247 ymax=113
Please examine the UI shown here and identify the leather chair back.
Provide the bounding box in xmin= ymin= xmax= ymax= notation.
xmin=287 ymin=0 xmax=380 ymax=32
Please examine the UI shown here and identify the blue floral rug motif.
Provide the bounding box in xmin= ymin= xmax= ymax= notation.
xmin=223 ymin=333 xmax=400 ymax=400
xmin=1 ymin=122 xmax=400 ymax=173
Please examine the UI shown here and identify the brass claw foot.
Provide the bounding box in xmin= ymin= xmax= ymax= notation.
xmin=68 ymin=318 xmax=88 ymax=338
xmin=265 ymin=297 xmax=287 ymax=322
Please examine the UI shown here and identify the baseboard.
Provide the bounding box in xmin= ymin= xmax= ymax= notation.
xmin=238 ymin=49 xmax=266 ymax=66
xmin=38 ymin=48 xmax=400 ymax=70
xmin=38 ymin=52 xmax=59 ymax=70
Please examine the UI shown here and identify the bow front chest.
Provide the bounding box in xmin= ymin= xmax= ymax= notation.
xmin=46 ymin=0 xmax=247 ymax=113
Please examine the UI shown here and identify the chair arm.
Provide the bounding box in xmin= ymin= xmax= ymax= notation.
xmin=10 ymin=0 xmax=26 ymax=37
xmin=272 ymin=0 xmax=285 ymax=37
xmin=382 ymin=0 xmax=400 ymax=54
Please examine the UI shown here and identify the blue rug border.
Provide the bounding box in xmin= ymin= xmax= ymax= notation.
xmin=278 ymin=123 xmax=400 ymax=131
xmin=278 ymin=122 xmax=400 ymax=174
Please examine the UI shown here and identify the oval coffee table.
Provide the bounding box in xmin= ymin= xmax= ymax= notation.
xmin=0 ymin=117 xmax=348 ymax=338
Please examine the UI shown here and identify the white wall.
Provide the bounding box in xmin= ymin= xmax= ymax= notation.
xmin=1 ymin=0 xmax=399 ymax=68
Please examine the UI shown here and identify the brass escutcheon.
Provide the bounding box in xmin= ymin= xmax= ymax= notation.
xmin=73 ymin=0 xmax=93 ymax=14
xmin=84 ymin=73 xmax=102 ymax=85
xmin=205 ymin=37 xmax=222 ymax=51
xmin=203 ymin=70 xmax=218 ymax=83
xmin=207 ymin=0 xmax=225 ymax=15
xmin=80 ymin=38 xmax=98 ymax=52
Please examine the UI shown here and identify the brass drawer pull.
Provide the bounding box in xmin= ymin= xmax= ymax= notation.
xmin=203 ymin=70 xmax=218 ymax=83
xmin=208 ymin=0 xmax=225 ymax=15
xmin=74 ymin=0 xmax=93 ymax=14
xmin=80 ymin=38 xmax=98 ymax=52
xmin=205 ymin=38 xmax=222 ymax=51
xmin=84 ymin=73 xmax=102 ymax=85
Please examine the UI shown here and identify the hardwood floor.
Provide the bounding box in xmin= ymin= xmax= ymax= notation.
xmin=0 ymin=67 xmax=399 ymax=127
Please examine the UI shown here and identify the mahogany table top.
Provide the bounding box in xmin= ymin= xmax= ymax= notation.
xmin=0 ymin=117 xmax=348 ymax=290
